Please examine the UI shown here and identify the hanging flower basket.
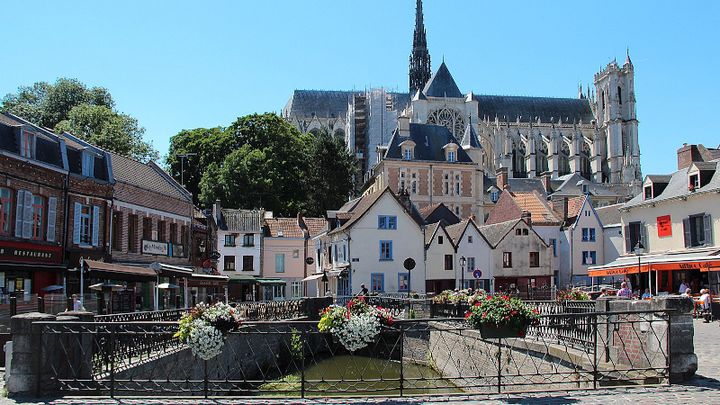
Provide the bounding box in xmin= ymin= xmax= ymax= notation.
xmin=174 ymin=302 xmax=243 ymax=360
xmin=317 ymin=297 xmax=394 ymax=352
xmin=465 ymin=295 xmax=540 ymax=339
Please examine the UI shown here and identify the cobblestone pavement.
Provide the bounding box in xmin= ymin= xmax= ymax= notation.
xmin=4 ymin=319 xmax=720 ymax=404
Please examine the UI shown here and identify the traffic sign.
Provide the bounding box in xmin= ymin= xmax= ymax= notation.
xmin=305 ymin=257 xmax=315 ymax=265
xmin=472 ymin=269 xmax=482 ymax=279
xmin=403 ymin=258 xmax=416 ymax=270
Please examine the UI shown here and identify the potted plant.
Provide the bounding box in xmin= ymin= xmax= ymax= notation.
xmin=174 ymin=302 xmax=243 ymax=360
xmin=465 ymin=295 xmax=540 ymax=339
xmin=317 ymin=297 xmax=394 ymax=352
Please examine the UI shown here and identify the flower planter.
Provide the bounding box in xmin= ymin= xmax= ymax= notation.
xmin=479 ymin=323 xmax=528 ymax=339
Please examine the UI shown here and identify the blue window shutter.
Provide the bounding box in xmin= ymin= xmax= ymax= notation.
xmin=14 ymin=190 xmax=24 ymax=238
xmin=389 ymin=241 xmax=393 ymax=260
xmin=682 ymin=218 xmax=691 ymax=248
xmin=92 ymin=206 xmax=100 ymax=247
xmin=704 ymin=214 xmax=713 ymax=246
xmin=73 ymin=203 xmax=81 ymax=244
xmin=46 ymin=197 xmax=57 ymax=242
xmin=22 ymin=191 xmax=33 ymax=239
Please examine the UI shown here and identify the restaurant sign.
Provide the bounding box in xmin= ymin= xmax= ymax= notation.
xmin=657 ymin=215 xmax=672 ymax=238
xmin=0 ymin=240 xmax=62 ymax=264
xmin=142 ymin=240 xmax=169 ymax=256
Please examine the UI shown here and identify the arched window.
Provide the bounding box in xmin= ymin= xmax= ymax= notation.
xmin=536 ymin=142 xmax=549 ymax=176
xmin=559 ymin=141 xmax=571 ymax=176
xmin=512 ymin=142 xmax=527 ymax=178
xmin=427 ymin=108 xmax=465 ymax=137
xmin=617 ymin=86 xmax=622 ymax=105
xmin=580 ymin=142 xmax=592 ymax=180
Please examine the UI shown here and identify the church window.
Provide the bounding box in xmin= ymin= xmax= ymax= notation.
xmin=559 ymin=141 xmax=571 ymax=176
xmin=512 ymin=142 xmax=527 ymax=178
xmin=617 ymin=87 xmax=622 ymax=105
xmin=601 ymin=91 xmax=605 ymax=110
xmin=427 ymin=108 xmax=465 ymax=137
xmin=536 ymin=141 xmax=549 ymax=176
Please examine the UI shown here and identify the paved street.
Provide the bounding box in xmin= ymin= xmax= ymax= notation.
xmin=4 ymin=319 xmax=720 ymax=404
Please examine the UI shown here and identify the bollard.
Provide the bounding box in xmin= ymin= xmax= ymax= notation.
xmin=37 ymin=297 xmax=45 ymax=313
xmin=9 ymin=296 xmax=17 ymax=317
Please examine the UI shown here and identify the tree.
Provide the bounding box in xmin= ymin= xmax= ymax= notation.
xmin=1 ymin=78 xmax=157 ymax=161
xmin=167 ymin=127 xmax=229 ymax=201
xmin=306 ymin=129 xmax=357 ymax=215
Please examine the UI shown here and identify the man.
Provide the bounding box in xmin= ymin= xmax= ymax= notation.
xmin=679 ymin=279 xmax=689 ymax=294
xmin=357 ymin=284 xmax=369 ymax=297
xmin=699 ymin=289 xmax=713 ymax=323
xmin=617 ymin=282 xmax=632 ymax=299
xmin=641 ymin=288 xmax=652 ymax=299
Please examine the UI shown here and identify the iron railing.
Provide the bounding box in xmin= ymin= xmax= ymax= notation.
xmin=95 ymin=308 xmax=189 ymax=323
xmin=231 ymin=299 xmax=305 ymax=321
xmin=36 ymin=309 xmax=671 ymax=398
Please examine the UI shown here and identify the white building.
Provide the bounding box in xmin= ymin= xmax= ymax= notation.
xmin=424 ymin=222 xmax=456 ymax=293
xmin=446 ymin=218 xmax=494 ymax=292
xmin=562 ymin=195 xmax=605 ymax=286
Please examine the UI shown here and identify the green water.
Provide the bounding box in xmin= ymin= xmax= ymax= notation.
xmin=261 ymin=355 xmax=460 ymax=396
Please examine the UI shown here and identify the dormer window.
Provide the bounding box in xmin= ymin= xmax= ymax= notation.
xmin=403 ymin=148 xmax=412 ymax=160
xmin=81 ymin=151 xmax=95 ymax=177
xmin=491 ymin=191 xmax=499 ymax=203
xmin=644 ymin=185 xmax=653 ymax=200
xmin=582 ymin=184 xmax=589 ymax=194
xmin=399 ymin=140 xmax=416 ymax=161
xmin=689 ymin=174 xmax=699 ymax=191
xmin=447 ymin=151 xmax=456 ymax=162
xmin=20 ymin=129 xmax=36 ymax=159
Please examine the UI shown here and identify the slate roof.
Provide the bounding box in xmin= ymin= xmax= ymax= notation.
xmin=445 ymin=221 xmax=466 ymax=246
xmin=460 ymin=122 xmax=482 ymax=148
xmin=284 ymin=90 xmax=410 ymax=119
xmin=425 ymin=222 xmax=441 ymax=246
xmin=646 ymin=175 xmax=672 ymax=183
xmin=550 ymin=173 xmax=621 ymax=198
xmin=265 ymin=218 xmax=304 ymax=238
xmin=0 ymin=113 xmax=65 ymax=169
xmin=56 ymin=132 xmax=110 ymax=181
xmin=625 ymin=161 xmax=720 ymax=209
xmin=419 ymin=203 xmax=460 ymax=225
xmin=110 ymin=152 xmax=189 ymax=200
xmin=219 ymin=209 xmax=264 ymax=232
xmin=596 ymin=203 xmax=623 ymax=227
xmin=478 ymin=219 xmax=519 ymax=247
xmin=423 ymin=62 xmax=463 ymax=98
xmin=507 ymin=178 xmax=546 ymax=195
xmin=384 ymin=123 xmax=473 ymax=163
xmin=329 ymin=187 xmax=424 ymax=235
xmin=474 ymin=95 xmax=594 ymax=124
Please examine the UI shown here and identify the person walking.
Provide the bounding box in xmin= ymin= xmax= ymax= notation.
xmin=357 ymin=284 xmax=369 ymax=297
xmin=699 ymin=289 xmax=713 ymax=323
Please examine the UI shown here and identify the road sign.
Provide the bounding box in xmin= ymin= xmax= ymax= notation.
xmin=403 ymin=258 xmax=416 ymax=270
xmin=305 ymin=257 xmax=315 ymax=265
xmin=473 ymin=269 xmax=482 ymax=279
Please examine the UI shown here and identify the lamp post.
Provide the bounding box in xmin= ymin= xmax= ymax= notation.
xmin=634 ymin=241 xmax=646 ymax=295
xmin=460 ymin=256 xmax=467 ymax=290
xmin=321 ymin=270 xmax=329 ymax=297
xmin=177 ymin=153 xmax=197 ymax=187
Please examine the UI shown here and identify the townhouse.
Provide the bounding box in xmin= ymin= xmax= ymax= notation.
xmin=561 ymin=195 xmax=605 ymax=286
xmin=446 ymin=218 xmax=493 ymax=291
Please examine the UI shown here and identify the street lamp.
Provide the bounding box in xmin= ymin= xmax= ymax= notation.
xmin=177 ymin=153 xmax=197 ymax=187
xmin=634 ymin=241 xmax=646 ymax=295
xmin=460 ymin=256 xmax=467 ymax=290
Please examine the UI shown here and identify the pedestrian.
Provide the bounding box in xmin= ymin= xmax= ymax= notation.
xmin=681 ymin=288 xmax=692 ymax=298
xmin=641 ymin=288 xmax=652 ymax=299
xmin=598 ymin=288 xmax=608 ymax=299
xmin=699 ymin=289 xmax=713 ymax=323
xmin=679 ymin=279 xmax=689 ymax=294
xmin=357 ymin=284 xmax=369 ymax=297
xmin=72 ymin=294 xmax=84 ymax=311
xmin=617 ymin=282 xmax=632 ymax=299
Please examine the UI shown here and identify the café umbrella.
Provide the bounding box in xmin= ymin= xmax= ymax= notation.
xmin=41 ymin=285 xmax=64 ymax=292
xmin=88 ymin=282 xmax=125 ymax=292
xmin=157 ymin=283 xmax=180 ymax=289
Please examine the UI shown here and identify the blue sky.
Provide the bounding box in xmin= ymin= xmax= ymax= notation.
xmin=1 ymin=1 xmax=719 ymax=175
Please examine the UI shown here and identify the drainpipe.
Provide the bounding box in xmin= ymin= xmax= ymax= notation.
xmin=429 ymin=164 xmax=434 ymax=205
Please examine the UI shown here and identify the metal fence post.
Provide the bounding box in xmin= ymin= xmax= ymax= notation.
xmin=592 ymin=314 xmax=598 ymax=389
xmin=300 ymin=329 xmax=306 ymax=398
xmin=399 ymin=324 xmax=404 ymax=397
xmin=9 ymin=295 xmax=16 ymax=316
xmin=666 ymin=311 xmax=672 ymax=385
xmin=204 ymin=359 xmax=208 ymax=398
xmin=37 ymin=296 xmax=44 ymax=313
xmin=110 ymin=325 xmax=116 ymax=398
xmin=497 ymin=337 xmax=502 ymax=394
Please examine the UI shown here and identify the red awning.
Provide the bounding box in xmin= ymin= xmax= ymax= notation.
xmin=589 ymin=253 xmax=720 ymax=277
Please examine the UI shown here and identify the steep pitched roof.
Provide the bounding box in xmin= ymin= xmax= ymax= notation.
xmin=0 ymin=113 xmax=65 ymax=169
xmin=423 ymin=62 xmax=463 ymax=98
xmin=329 ymin=187 xmax=423 ymax=235
xmin=478 ymin=219 xmax=520 ymax=247
xmin=283 ymin=90 xmax=410 ymax=119
xmin=424 ymin=222 xmax=440 ymax=246
xmin=219 ymin=209 xmax=264 ymax=232
xmin=596 ymin=203 xmax=623 ymax=227
xmin=419 ymin=203 xmax=460 ymax=225
xmin=460 ymin=122 xmax=481 ymax=148
xmin=507 ymin=178 xmax=546 ymax=194
xmin=486 ymin=190 xmax=561 ymax=225
xmin=264 ymin=217 xmax=304 ymax=238
xmin=549 ymin=173 xmax=621 ymax=198
xmin=384 ymin=123 xmax=473 ymax=163
xmin=624 ymin=161 xmax=720 ymax=209
xmin=302 ymin=217 xmax=328 ymax=238
xmin=474 ymin=95 xmax=594 ymax=124
xmin=110 ymin=152 xmax=189 ymax=201
xmin=445 ymin=221 xmax=467 ymax=246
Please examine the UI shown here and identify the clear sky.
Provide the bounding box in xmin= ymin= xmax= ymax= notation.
xmin=2 ymin=1 xmax=719 ymax=175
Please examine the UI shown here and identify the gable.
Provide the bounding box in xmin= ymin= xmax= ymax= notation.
xmin=348 ymin=191 xmax=422 ymax=236
xmin=485 ymin=191 xmax=522 ymax=225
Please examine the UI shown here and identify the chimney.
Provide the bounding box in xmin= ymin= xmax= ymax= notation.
xmin=496 ymin=167 xmax=508 ymax=191
xmin=541 ymin=171 xmax=552 ymax=193
xmin=677 ymin=144 xmax=703 ymax=170
xmin=520 ymin=211 xmax=532 ymax=227
xmin=398 ymin=112 xmax=410 ymax=137
xmin=397 ymin=188 xmax=413 ymax=213
xmin=213 ymin=199 xmax=221 ymax=224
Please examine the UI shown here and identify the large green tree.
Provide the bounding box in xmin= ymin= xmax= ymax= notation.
xmin=1 ymin=78 xmax=157 ymax=161
xmin=306 ymin=129 xmax=357 ymax=215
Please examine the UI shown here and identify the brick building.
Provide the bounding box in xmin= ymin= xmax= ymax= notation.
xmin=0 ymin=114 xmax=67 ymax=296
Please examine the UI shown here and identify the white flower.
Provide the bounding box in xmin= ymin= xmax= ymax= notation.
xmin=187 ymin=319 xmax=225 ymax=360
xmin=334 ymin=312 xmax=381 ymax=352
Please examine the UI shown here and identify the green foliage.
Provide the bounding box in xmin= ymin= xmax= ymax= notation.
xmin=168 ymin=113 xmax=356 ymax=215
xmin=556 ymin=289 xmax=590 ymax=301
xmin=465 ymin=295 xmax=540 ymax=330
xmin=290 ymin=328 xmax=303 ymax=361
xmin=1 ymin=78 xmax=157 ymax=162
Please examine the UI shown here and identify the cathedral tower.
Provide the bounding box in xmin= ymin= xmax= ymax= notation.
xmin=593 ymin=51 xmax=641 ymax=188
xmin=409 ymin=0 xmax=431 ymax=95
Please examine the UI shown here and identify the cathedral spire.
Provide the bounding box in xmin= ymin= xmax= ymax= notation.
xmin=409 ymin=0 xmax=431 ymax=95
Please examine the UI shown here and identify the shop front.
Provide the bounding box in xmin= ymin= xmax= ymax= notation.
xmin=188 ymin=273 xmax=229 ymax=304
xmin=84 ymin=260 xmax=158 ymax=313
xmin=494 ymin=276 xmax=552 ymax=299
xmin=257 ymin=278 xmax=287 ymax=301
xmin=155 ymin=263 xmax=193 ymax=310
xmin=0 ymin=240 xmax=64 ymax=302
xmin=227 ymin=273 xmax=257 ymax=302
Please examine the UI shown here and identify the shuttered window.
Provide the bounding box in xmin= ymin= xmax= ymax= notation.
xmin=0 ymin=188 xmax=12 ymax=235
xmin=31 ymin=195 xmax=44 ymax=240
xmin=683 ymin=214 xmax=713 ymax=248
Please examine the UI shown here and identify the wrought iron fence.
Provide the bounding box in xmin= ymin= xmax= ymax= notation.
xmin=35 ymin=309 xmax=671 ymax=398
xmin=95 ymin=308 xmax=188 ymax=323
xmin=230 ymin=299 xmax=306 ymax=321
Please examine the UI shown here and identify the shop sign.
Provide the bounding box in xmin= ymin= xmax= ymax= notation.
xmin=657 ymin=215 xmax=672 ymax=238
xmin=142 ymin=240 xmax=169 ymax=256
xmin=0 ymin=240 xmax=62 ymax=264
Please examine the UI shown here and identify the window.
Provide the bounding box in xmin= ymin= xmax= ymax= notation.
xmin=444 ymin=254 xmax=453 ymax=270
xmin=81 ymin=152 xmax=94 ymax=177
xmin=411 ymin=172 xmax=418 ymax=194
xmin=454 ymin=174 xmax=461 ymax=195
xmin=468 ymin=235 xmax=473 ymax=243
xmin=443 ymin=173 xmax=450 ymax=195
xmin=625 ymin=221 xmax=644 ymax=253
xmin=181 ymin=225 xmax=189 ymax=247
xmin=379 ymin=241 xmax=393 ymax=261
xmin=275 ymin=253 xmax=286 ymax=273
xmin=399 ymin=170 xmax=406 ymax=191
xmin=157 ymin=220 xmax=166 ymax=242
xmin=0 ymin=188 xmax=12 ymax=235
xmin=529 ymin=252 xmax=540 ymax=267
xmin=491 ymin=191 xmax=499 ymax=203
xmin=447 ymin=151 xmax=456 ymax=162
xmin=522 ymin=229 xmax=529 ymax=236
xmin=438 ymin=235 xmax=443 ymax=245
xmin=689 ymin=174 xmax=700 ymax=191
xmin=582 ymin=251 xmax=597 ymax=265
xmin=242 ymin=255 xmax=254 ymax=271
xmin=398 ymin=273 xmax=409 ymax=292
xmin=243 ymin=234 xmax=254 ymax=247
xmin=20 ymin=130 xmax=35 ymax=158
xmin=683 ymin=214 xmax=713 ymax=248
xmin=403 ymin=148 xmax=412 ymax=160
xmin=617 ymin=86 xmax=622 ymax=105
xmin=644 ymin=186 xmax=652 ymax=200
xmin=291 ymin=281 xmax=303 ymax=298
xmin=516 ymin=229 xmax=522 ymax=236
xmin=224 ymin=234 xmax=236 ymax=247
xmin=31 ymin=195 xmax=44 ymax=240
xmin=378 ymin=216 xmax=397 ymax=230
xmin=128 ymin=214 xmax=138 ymax=252
xmin=169 ymin=223 xmax=177 ymax=244
xmin=78 ymin=205 xmax=91 ymax=244
xmin=224 ymin=256 xmax=236 ymax=271
xmin=112 ymin=211 xmax=122 ymax=251
xmin=143 ymin=217 xmax=153 ymax=240
xmin=371 ymin=273 xmax=384 ymax=292
xmin=550 ymin=238 xmax=557 ymax=257
xmin=455 ymin=206 xmax=460 ymax=216
xmin=582 ymin=228 xmax=596 ymax=242
xmin=503 ymin=252 xmax=512 ymax=268
xmin=293 ymin=249 xmax=300 ymax=258
xmin=466 ymin=257 xmax=475 ymax=272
